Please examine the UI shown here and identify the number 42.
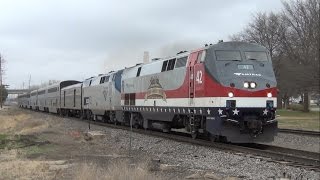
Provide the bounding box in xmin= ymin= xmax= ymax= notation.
xmin=196 ymin=70 xmax=203 ymax=84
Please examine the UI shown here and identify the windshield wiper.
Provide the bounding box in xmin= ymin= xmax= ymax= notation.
xmin=248 ymin=58 xmax=257 ymax=60
xmin=232 ymin=59 xmax=241 ymax=61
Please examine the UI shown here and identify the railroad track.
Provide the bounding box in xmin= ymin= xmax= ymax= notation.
xmin=278 ymin=128 xmax=320 ymax=137
xmin=26 ymin=109 xmax=320 ymax=172
xmin=82 ymin=119 xmax=320 ymax=172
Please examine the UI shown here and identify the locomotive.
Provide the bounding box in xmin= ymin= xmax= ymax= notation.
xmin=17 ymin=41 xmax=278 ymax=143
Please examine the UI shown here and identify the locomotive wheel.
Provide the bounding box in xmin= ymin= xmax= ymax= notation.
xmin=191 ymin=132 xmax=197 ymax=139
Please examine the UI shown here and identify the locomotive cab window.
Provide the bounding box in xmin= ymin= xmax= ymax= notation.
xmin=166 ymin=58 xmax=176 ymax=71
xmin=175 ymin=56 xmax=188 ymax=68
xmin=244 ymin=51 xmax=268 ymax=61
xmin=104 ymin=76 xmax=110 ymax=83
xmin=215 ymin=50 xmax=242 ymax=61
xmin=197 ymin=51 xmax=206 ymax=62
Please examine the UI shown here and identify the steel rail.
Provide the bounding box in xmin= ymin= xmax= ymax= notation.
xmin=21 ymin=109 xmax=320 ymax=172
xmin=279 ymin=128 xmax=320 ymax=137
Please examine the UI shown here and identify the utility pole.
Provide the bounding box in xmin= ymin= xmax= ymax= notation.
xmin=28 ymin=74 xmax=31 ymax=90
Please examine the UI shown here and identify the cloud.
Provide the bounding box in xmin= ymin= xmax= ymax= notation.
xmin=0 ymin=0 xmax=283 ymax=88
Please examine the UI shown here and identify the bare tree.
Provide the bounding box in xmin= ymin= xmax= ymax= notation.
xmin=230 ymin=12 xmax=285 ymax=58
xmin=280 ymin=0 xmax=320 ymax=111
xmin=230 ymin=0 xmax=320 ymax=111
xmin=230 ymin=12 xmax=289 ymax=108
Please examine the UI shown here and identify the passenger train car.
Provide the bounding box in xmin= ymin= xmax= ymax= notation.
xmin=17 ymin=41 xmax=278 ymax=143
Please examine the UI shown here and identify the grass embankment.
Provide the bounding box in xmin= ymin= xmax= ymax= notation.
xmin=277 ymin=109 xmax=320 ymax=131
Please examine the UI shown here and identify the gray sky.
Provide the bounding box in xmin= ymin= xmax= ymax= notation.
xmin=0 ymin=0 xmax=283 ymax=89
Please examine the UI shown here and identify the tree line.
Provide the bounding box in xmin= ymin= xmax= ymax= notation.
xmin=230 ymin=0 xmax=320 ymax=112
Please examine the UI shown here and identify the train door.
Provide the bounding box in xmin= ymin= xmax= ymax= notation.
xmin=63 ymin=91 xmax=66 ymax=107
xmin=188 ymin=51 xmax=201 ymax=106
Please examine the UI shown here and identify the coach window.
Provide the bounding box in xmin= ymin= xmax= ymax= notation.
xmin=129 ymin=93 xmax=135 ymax=105
xmin=73 ymin=89 xmax=76 ymax=107
xmin=161 ymin=60 xmax=168 ymax=72
xmin=175 ymin=56 xmax=188 ymax=68
xmin=100 ymin=77 xmax=105 ymax=84
xmin=136 ymin=67 xmax=142 ymax=77
xmin=124 ymin=94 xmax=130 ymax=105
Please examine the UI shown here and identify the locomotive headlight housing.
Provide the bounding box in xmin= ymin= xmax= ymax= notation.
xmin=250 ymin=82 xmax=256 ymax=88
xmin=228 ymin=92 xmax=234 ymax=98
xmin=267 ymin=92 xmax=272 ymax=98
xmin=243 ymin=82 xmax=249 ymax=88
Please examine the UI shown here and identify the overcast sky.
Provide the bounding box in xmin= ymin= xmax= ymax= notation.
xmin=0 ymin=0 xmax=283 ymax=89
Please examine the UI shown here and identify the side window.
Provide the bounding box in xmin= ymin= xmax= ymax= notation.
xmin=100 ymin=77 xmax=105 ymax=84
xmin=200 ymin=50 xmax=206 ymax=62
xmin=166 ymin=58 xmax=176 ymax=71
xmin=104 ymin=76 xmax=110 ymax=83
xmin=197 ymin=51 xmax=202 ymax=62
xmin=161 ymin=61 xmax=168 ymax=72
xmin=136 ymin=67 xmax=141 ymax=77
xmin=175 ymin=57 xmax=188 ymax=68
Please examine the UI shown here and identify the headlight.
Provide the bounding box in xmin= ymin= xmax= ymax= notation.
xmin=267 ymin=93 xmax=272 ymax=98
xmin=228 ymin=92 xmax=234 ymax=98
xmin=250 ymin=82 xmax=256 ymax=88
xmin=244 ymin=82 xmax=249 ymax=88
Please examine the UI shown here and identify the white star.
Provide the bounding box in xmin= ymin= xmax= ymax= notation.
xmin=173 ymin=109 xmax=175 ymax=113
xmin=183 ymin=109 xmax=185 ymax=113
xmin=218 ymin=108 xmax=223 ymax=115
xmin=199 ymin=109 xmax=202 ymax=114
xmin=207 ymin=108 xmax=211 ymax=114
xmin=263 ymin=109 xmax=268 ymax=115
xmin=156 ymin=108 xmax=158 ymax=112
xmin=194 ymin=109 xmax=196 ymax=114
xmin=233 ymin=108 xmax=240 ymax=115
xmin=164 ymin=109 xmax=167 ymax=112
xmin=188 ymin=109 xmax=190 ymax=113
xmin=160 ymin=108 xmax=162 ymax=112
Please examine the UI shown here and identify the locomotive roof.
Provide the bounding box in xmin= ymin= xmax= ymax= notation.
xmin=61 ymin=82 xmax=82 ymax=90
xmin=207 ymin=41 xmax=267 ymax=51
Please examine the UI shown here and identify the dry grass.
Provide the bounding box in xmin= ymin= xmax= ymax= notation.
xmin=0 ymin=149 xmax=71 ymax=180
xmin=73 ymin=160 xmax=162 ymax=180
xmin=0 ymin=108 xmax=50 ymax=135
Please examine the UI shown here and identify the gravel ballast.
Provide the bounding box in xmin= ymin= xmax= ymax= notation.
xmin=58 ymin=117 xmax=320 ymax=180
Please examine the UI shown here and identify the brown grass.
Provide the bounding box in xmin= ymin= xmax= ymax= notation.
xmin=0 ymin=108 xmax=50 ymax=135
xmin=0 ymin=149 xmax=71 ymax=179
xmin=73 ymin=160 xmax=162 ymax=180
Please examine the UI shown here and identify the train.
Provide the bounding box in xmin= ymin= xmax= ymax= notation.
xmin=17 ymin=41 xmax=278 ymax=143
